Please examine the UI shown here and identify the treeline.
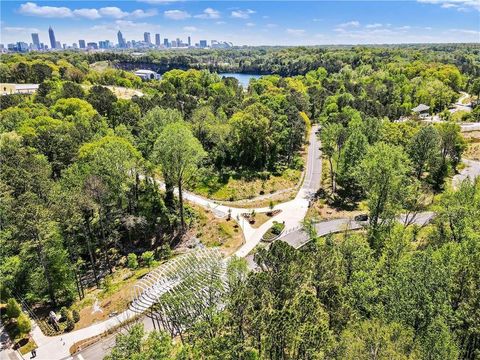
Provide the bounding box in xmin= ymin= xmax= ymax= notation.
xmin=105 ymin=179 xmax=480 ymax=360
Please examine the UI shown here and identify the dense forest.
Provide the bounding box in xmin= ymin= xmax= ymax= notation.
xmin=106 ymin=178 xmax=480 ymax=359
xmin=0 ymin=44 xmax=479 ymax=359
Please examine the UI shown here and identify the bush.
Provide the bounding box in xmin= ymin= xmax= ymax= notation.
xmin=127 ymin=253 xmax=138 ymax=269
xmin=60 ymin=307 xmax=69 ymax=321
xmin=141 ymin=251 xmax=154 ymax=268
xmin=17 ymin=313 xmax=31 ymax=335
xmin=65 ymin=317 xmax=75 ymax=332
xmin=271 ymin=221 xmax=285 ymax=235
xmin=6 ymin=298 xmax=21 ymax=319
xmin=72 ymin=310 xmax=80 ymax=323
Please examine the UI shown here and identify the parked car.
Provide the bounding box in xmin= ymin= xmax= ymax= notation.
xmin=354 ymin=214 xmax=368 ymax=222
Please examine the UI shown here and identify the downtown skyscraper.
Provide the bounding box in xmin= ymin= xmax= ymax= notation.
xmin=48 ymin=26 xmax=56 ymax=49
xmin=117 ymin=31 xmax=126 ymax=48
xmin=31 ymin=33 xmax=40 ymax=49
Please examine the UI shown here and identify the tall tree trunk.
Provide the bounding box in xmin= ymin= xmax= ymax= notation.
xmin=98 ymin=208 xmax=113 ymax=275
xmin=329 ymin=157 xmax=336 ymax=193
xmin=83 ymin=217 xmax=100 ymax=288
xmin=178 ymin=180 xmax=186 ymax=233
xmin=35 ymin=233 xmax=57 ymax=307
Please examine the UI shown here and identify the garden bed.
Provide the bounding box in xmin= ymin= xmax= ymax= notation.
xmin=262 ymin=221 xmax=285 ymax=242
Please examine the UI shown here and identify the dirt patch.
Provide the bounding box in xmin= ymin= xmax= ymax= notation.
xmin=306 ymin=198 xmax=366 ymax=222
xmin=189 ymin=204 xmax=244 ymax=256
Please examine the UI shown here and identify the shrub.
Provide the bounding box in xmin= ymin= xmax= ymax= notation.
xmin=72 ymin=310 xmax=80 ymax=323
xmin=17 ymin=313 xmax=31 ymax=335
xmin=141 ymin=251 xmax=154 ymax=268
xmin=6 ymin=298 xmax=21 ymax=319
xmin=271 ymin=221 xmax=285 ymax=236
xmin=65 ymin=317 xmax=75 ymax=332
xmin=127 ymin=253 xmax=138 ymax=269
xmin=60 ymin=307 xmax=69 ymax=321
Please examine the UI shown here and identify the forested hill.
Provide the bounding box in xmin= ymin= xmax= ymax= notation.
xmin=1 ymin=44 xmax=480 ymax=77
xmin=85 ymin=44 xmax=480 ymax=76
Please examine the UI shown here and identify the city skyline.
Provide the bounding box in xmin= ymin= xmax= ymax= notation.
xmin=0 ymin=1 xmax=479 ymax=46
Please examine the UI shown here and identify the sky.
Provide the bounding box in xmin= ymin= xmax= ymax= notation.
xmin=1 ymin=0 xmax=479 ymax=46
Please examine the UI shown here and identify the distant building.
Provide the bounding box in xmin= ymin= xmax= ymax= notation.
xmin=155 ymin=33 xmax=161 ymax=46
xmin=199 ymin=40 xmax=207 ymax=48
xmin=117 ymin=31 xmax=126 ymax=48
xmin=99 ymin=40 xmax=111 ymax=49
xmin=17 ymin=42 xmax=29 ymax=52
xmin=31 ymin=33 xmax=40 ymax=50
xmin=144 ymin=32 xmax=151 ymax=44
xmin=1 ymin=83 xmax=39 ymax=95
xmin=79 ymin=39 xmax=86 ymax=49
xmin=48 ymin=26 xmax=56 ymax=49
xmin=188 ymin=36 xmax=191 ymax=46
xmin=55 ymin=41 xmax=61 ymax=49
xmin=87 ymin=42 xmax=98 ymax=49
xmin=412 ymin=104 xmax=430 ymax=118
xmin=134 ymin=69 xmax=161 ymax=81
xmin=163 ymin=38 xmax=169 ymax=47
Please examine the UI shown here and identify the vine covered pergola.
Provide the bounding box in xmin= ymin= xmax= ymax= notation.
xmin=130 ymin=248 xmax=228 ymax=338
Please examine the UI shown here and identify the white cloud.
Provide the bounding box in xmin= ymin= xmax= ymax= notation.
xmin=3 ymin=26 xmax=39 ymax=32
xmin=195 ymin=8 xmax=220 ymax=19
xmin=183 ymin=26 xmax=198 ymax=32
xmin=417 ymin=0 xmax=480 ymax=11
xmin=442 ymin=3 xmax=459 ymax=7
xmin=449 ymin=28 xmax=480 ymax=35
xmin=337 ymin=20 xmax=360 ymax=28
xmin=73 ymin=8 xmax=101 ymax=20
xmin=130 ymin=9 xmax=158 ymax=19
xmin=17 ymin=2 xmax=156 ymax=20
xmin=366 ymin=23 xmax=383 ymax=29
xmin=19 ymin=2 xmax=72 ymax=18
xmin=231 ymin=9 xmax=255 ymax=19
xmin=164 ymin=10 xmax=191 ymax=20
xmin=99 ymin=7 xmax=128 ymax=19
xmin=265 ymin=23 xmax=277 ymax=28
xmin=286 ymin=28 xmax=306 ymax=36
xmin=246 ymin=22 xmax=255 ymax=27
xmin=216 ymin=21 xmax=226 ymax=25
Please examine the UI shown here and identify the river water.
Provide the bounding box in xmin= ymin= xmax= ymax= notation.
xmin=217 ymin=73 xmax=262 ymax=87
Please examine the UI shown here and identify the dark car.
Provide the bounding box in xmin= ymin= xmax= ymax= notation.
xmin=354 ymin=214 xmax=368 ymax=222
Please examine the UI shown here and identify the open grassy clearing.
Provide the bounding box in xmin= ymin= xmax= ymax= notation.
xmin=189 ymin=204 xmax=244 ymax=256
xmin=193 ymin=168 xmax=301 ymax=202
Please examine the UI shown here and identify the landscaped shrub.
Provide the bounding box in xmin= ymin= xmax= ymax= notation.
xmin=17 ymin=313 xmax=31 ymax=335
xmin=271 ymin=221 xmax=284 ymax=235
xmin=60 ymin=307 xmax=69 ymax=321
xmin=72 ymin=310 xmax=80 ymax=323
xmin=65 ymin=317 xmax=75 ymax=332
xmin=141 ymin=251 xmax=154 ymax=268
xmin=127 ymin=253 xmax=138 ymax=269
xmin=6 ymin=298 xmax=21 ymax=319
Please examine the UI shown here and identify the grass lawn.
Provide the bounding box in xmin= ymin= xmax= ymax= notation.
xmin=70 ymin=265 xmax=151 ymax=331
xmin=193 ymin=168 xmax=301 ymax=201
xmin=189 ymin=204 xmax=244 ymax=256
xmin=250 ymin=212 xmax=271 ymax=229
xmin=464 ymin=137 xmax=480 ymax=161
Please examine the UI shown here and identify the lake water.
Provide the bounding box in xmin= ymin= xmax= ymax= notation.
xmin=218 ymin=73 xmax=262 ymax=88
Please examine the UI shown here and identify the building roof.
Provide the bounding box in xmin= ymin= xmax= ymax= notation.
xmin=412 ymin=104 xmax=430 ymax=112
xmin=134 ymin=69 xmax=157 ymax=75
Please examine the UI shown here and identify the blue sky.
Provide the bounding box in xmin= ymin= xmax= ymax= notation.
xmin=1 ymin=1 xmax=479 ymax=46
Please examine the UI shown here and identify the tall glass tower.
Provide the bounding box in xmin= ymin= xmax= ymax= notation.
xmin=48 ymin=26 xmax=56 ymax=49
xmin=117 ymin=31 xmax=126 ymax=48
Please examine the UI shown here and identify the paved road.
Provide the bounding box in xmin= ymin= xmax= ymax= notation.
xmin=280 ymin=212 xmax=435 ymax=249
xmin=453 ymin=159 xmax=480 ymax=188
